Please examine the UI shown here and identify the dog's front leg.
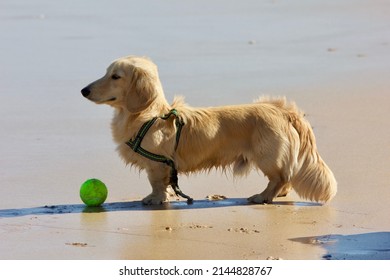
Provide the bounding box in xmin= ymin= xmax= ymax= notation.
xmin=142 ymin=165 xmax=171 ymax=205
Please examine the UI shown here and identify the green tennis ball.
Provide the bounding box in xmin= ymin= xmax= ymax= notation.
xmin=80 ymin=179 xmax=108 ymax=207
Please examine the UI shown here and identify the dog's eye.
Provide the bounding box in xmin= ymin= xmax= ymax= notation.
xmin=111 ymin=74 xmax=121 ymax=80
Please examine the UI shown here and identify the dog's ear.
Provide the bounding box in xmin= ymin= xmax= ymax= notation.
xmin=126 ymin=66 xmax=157 ymax=113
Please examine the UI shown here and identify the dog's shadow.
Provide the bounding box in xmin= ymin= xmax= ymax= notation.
xmin=0 ymin=199 xmax=321 ymax=218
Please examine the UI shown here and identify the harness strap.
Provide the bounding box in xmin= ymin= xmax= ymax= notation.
xmin=160 ymin=109 xmax=184 ymax=150
xmin=130 ymin=117 xmax=158 ymax=152
xmin=125 ymin=109 xmax=193 ymax=204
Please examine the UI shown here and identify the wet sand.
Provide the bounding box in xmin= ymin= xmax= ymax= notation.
xmin=1 ymin=0 xmax=390 ymax=260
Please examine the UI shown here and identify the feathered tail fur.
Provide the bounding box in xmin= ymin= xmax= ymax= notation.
xmin=267 ymin=97 xmax=337 ymax=203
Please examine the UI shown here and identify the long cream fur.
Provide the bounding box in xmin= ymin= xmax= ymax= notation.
xmin=81 ymin=56 xmax=337 ymax=205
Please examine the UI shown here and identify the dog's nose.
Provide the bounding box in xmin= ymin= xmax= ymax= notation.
xmin=81 ymin=87 xmax=90 ymax=97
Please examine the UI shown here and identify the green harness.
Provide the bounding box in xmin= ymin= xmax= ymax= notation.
xmin=125 ymin=109 xmax=193 ymax=204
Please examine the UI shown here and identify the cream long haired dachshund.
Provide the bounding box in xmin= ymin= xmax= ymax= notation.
xmin=81 ymin=56 xmax=337 ymax=205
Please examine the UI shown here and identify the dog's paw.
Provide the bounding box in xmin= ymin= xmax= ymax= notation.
xmin=142 ymin=192 xmax=169 ymax=205
xmin=247 ymin=194 xmax=273 ymax=204
xmin=277 ymin=184 xmax=292 ymax=197
xmin=166 ymin=186 xmax=176 ymax=197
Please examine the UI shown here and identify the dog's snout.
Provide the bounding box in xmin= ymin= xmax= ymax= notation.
xmin=81 ymin=87 xmax=91 ymax=97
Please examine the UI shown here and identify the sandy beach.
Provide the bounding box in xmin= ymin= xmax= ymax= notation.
xmin=1 ymin=0 xmax=390 ymax=260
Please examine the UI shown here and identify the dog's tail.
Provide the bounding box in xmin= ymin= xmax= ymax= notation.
xmin=286 ymin=102 xmax=337 ymax=203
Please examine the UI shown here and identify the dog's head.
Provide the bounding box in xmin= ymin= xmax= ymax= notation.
xmin=81 ymin=56 xmax=164 ymax=113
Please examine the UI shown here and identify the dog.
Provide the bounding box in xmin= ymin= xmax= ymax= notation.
xmin=81 ymin=55 xmax=337 ymax=205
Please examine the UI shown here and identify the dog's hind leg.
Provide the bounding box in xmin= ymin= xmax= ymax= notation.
xmin=277 ymin=182 xmax=292 ymax=197
xmin=142 ymin=166 xmax=171 ymax=205
xmin=248 ymin=177 xmax=289 ymax=204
